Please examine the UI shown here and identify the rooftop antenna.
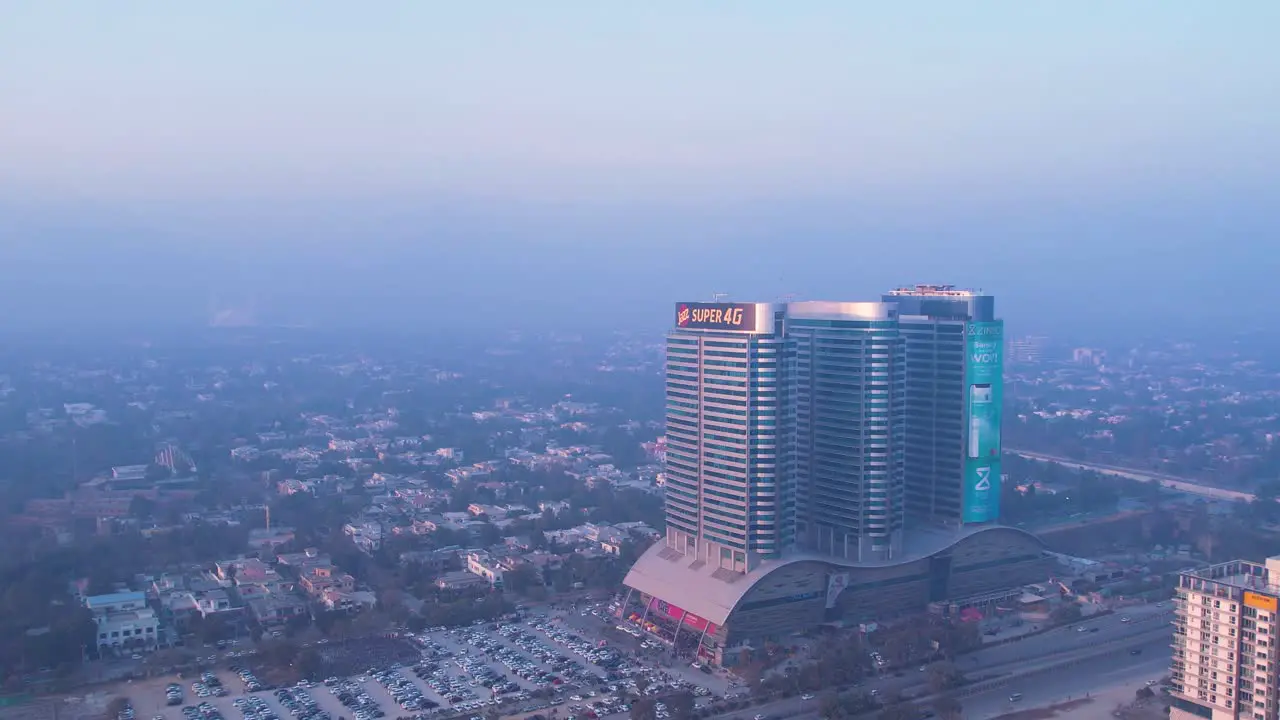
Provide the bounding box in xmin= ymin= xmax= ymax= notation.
xmin=781 ymin=293 xmax=796 ymax=303
xmin=712 ymin=293 xmax=728 ymax=302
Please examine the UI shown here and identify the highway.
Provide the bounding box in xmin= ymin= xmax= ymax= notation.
xmin=1009 ymin=449 xmax=1254 ymax=502
xmin=728 ymin=603 xmax=1174 ymax=720
xmin=962 ymin=633 xmax=1171 ymax=719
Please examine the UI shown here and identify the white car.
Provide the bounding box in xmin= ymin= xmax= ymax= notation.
xmin=800 ymin=694 xmax=815 ymax=700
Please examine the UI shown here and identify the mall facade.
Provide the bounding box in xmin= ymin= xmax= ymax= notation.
xmin=621 ymin=286 xmax=1053 ymax=664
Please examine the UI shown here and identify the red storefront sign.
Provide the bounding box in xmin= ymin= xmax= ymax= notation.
xmin=648 ymin=597 xmax=718 ymax=635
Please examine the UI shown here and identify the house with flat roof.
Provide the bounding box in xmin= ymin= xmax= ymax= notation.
xmin=436 ymin=571 xmax=490 ymax=592
xmin=85 ymin=591 xmax=160 ymax=655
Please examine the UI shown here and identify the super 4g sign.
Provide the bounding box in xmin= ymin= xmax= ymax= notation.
xmin=963 ymin=320 xmax=1004 ymax=523
xmin=674 ymin=302 xmax=757 ymax=332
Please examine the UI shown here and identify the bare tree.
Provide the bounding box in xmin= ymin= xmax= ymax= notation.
xmin=105 ymin=697 xmax=131 ymax=720
xmin=933 ymin=693 xmax=963 ymax=720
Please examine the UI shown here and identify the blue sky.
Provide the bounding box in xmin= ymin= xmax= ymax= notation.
xmin=1 ymin=2 xmax=1277 ymax=334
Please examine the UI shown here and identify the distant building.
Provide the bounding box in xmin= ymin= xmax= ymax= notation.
xmin=467 ymin=503 xmax=506 ymax=519
xmin=466 ymin=551 xmax=505 ymax=587
xmin=399 ymin=547 xmax=459 ymax=571
xmin=1072 ymin=347 xmax=1103 ymax=366
xmin=86 ymin=591 xmax=160 ymax=655
xmin=320 ymin=588 xmax=377 ymax=613
xmin=111 ymin=465 xmax=149 ymax=482
xmin=248 ymin=527 xmax=296 ymax=551
xmin=435 ymin=571 xmax=490 ymax=592
xmin=343 ymin=522 xmax=383 ymax=553
xmin=1008 ymin=335 xmax=1047 ymax=364
xmin=247 ymin=594 xmax=310 ymax=626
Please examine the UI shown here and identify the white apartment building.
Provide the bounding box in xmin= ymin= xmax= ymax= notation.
xmin=86 ymin=591 xmax=160 ymax=654
xmin=1172 ymin=557 xmax=1280 ymax=720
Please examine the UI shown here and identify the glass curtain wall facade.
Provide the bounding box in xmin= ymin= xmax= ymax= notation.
xmin=786 ymin=302 xmax=905 ymax=562
xmin=665 ymin=305 xmax=783 ymax=572
xmin=883 ymin=286 xmax=998 ymax=528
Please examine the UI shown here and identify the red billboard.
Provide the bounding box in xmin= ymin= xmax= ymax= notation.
xmin=648 ymin=597 xmax=717 ymax=635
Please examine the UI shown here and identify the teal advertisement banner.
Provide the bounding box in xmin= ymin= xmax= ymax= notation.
xmin=963 ymin=320 xmax=1003 ymax=523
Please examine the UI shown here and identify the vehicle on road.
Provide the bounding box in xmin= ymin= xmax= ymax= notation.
xmin=1009 ymin=693 xmax=1023 ymax=702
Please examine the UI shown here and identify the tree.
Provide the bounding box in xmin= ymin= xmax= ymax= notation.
xmin=819 ymin=693 xmax=845 ymax=720
xmin=552 ymin=569 xmax=573 ymax=593
xmin=634 ymin=675 xmax=650 ymax=695
xmin=502 ymin=565 xmax=542 ymax=596
xmin=296 ymin=648 xmax=323 ymax=679
xmin=933 ymin=693 xmax=963 ymax=720
xmin=474 ymin=522 xmax=502 ymax=548
xmin=666 ymin=690 xmax=695 ymax=720
xmin=926 ymin=661 xmax=964 ymax=694
xmin=406 ymin=614 xmax=428 ymax=633
xmin=1136 ymin=686 xmax=1155 ymax=701
xmin=377 ymin=588 xmax=405 ymax=613
xmin=350 ymin=609 xmax=391 ymax=636
xmin=630 ymin=697 xmax=657 ymax=720
xmin=1051 ymin=601 xmax=1083 ymax=625
xmin=106 ymin=697 xmax=131 ymax=720
xmin=881 ymin=632 xmax=913 ymax=666
xmin=258 ymin=638 xmax=301 ymax=668
xmin=191 ymin=613 xmax=229 ymax=645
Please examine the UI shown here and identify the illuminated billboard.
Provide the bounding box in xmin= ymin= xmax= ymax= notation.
xmin=963 ymin=320 xmax=1003 ymax=523
xmin=648 ymin=597 xmax=718 ymax=634
xmin=675 ymin=302 xmax=758 ymax=332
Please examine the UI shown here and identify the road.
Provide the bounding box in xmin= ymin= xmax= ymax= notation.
xmin=727 ymin=603 xmax=1174 ymax=720
xmin=1009 ymin=449 xmax=1254 ymax=502
xmin=958 ymin=602 xmax=1171 ymax=669
xmin=962 ymin=633 xmax=1171 ymax=719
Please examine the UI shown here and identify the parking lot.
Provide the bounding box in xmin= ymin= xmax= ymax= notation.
xmin=96 ymin=599 xmax=730 ymax=720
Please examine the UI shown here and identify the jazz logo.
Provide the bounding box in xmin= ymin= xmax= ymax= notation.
xmin=974 ymin=466 xmax=992 ymax=491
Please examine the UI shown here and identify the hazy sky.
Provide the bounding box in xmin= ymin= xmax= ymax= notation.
xmin=2 ymin=2 xmax=1277 ymax=336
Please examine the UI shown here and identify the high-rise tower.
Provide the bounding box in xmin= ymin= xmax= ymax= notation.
xmin=786 ymin=301 xmax=906 ymax=562
xmin=665 ymin=302 xmax=784 ymax=572
xmin=882 ymin=285 xmax=1003 ymax=526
